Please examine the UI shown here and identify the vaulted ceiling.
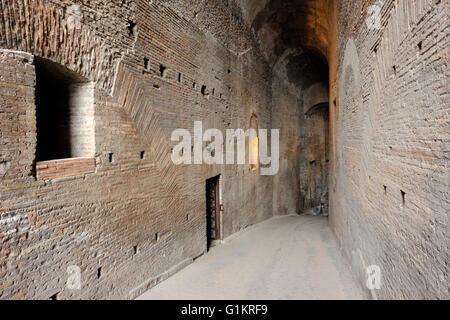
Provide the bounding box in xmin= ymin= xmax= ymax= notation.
xmin=236 ymin=0 xmax=331 ymax=90
xmin=238 ymin=0 xmax=330 ymax=65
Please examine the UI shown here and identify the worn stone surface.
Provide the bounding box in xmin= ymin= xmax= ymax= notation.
xmin=138 ymin=215 xmax=367 ymax=300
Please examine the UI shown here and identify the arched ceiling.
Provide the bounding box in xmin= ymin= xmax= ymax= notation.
xmin=237 ymin=0 xmax=329 ymax=67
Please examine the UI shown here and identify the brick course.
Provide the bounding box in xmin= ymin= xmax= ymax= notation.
xmin=35 ymin=158 xmax=96 ymax=181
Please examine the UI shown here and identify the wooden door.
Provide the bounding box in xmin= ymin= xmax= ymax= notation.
xmin=206 ymin=176 xmax=220 ymax=248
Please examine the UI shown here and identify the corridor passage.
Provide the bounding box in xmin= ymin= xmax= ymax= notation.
xmin=138 ymin=215 xmax=367 ymax=300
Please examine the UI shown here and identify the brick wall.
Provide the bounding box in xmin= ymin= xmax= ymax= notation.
xmin=331 ymin=0 xmax=449 ymax=299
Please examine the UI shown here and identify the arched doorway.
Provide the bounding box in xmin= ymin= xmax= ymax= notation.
xmin=298 ymin=58 xmax=330 ymax=216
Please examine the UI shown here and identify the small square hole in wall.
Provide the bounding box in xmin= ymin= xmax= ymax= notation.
xmin=133 ymin=245 xmax=139 ymax=255
xmin=384 ymin=185 xmax=387 ymax=195
xmin=50 ymin=293 xmax=59 ymax=300
xmin=393 ymin=65 xmax=397 ymax=76
xmin=201 ymin=85 xmax=208 ymax=96
xmin=178 ymin=73 xmax=183 ymax=83
xmin=128 ymin=20 xmax=137 ymax=37
xmin=155 ymin=232 xmax=160 ymax=242
xmin=97 ymin=267 xmax=102 ymax=279
xmin=140 ymin=151 xmax=145 ymax=160
xmin=186 ymin=214 xmax=190 ymax=221
xmin=159 ymin=64 xmax=167 ymax=78
xmin=193 ymin=82 xmax=197 ymax=89
xmin=417 ymin=41 xmax=423 ymax=51
xmin=143 ymin=57 xmax=149 ymax=70
xmin=401 ymin=190 xmax=406 ymax=207
xmin=108 ymin=153 xmax=114 ymax=163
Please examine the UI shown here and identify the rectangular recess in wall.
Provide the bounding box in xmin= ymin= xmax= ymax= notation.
xmin=160 ymin=65 xmax=167 ymax=77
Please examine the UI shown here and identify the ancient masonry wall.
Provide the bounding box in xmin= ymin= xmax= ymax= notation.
xmin=0 ymin=0 xmax=276 ymax=299
xmin=331 ymin=0 xmax=449 ymax=299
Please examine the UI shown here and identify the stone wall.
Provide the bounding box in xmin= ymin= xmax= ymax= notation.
xmin=34 ymin=57 xmax=95 ymax=161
